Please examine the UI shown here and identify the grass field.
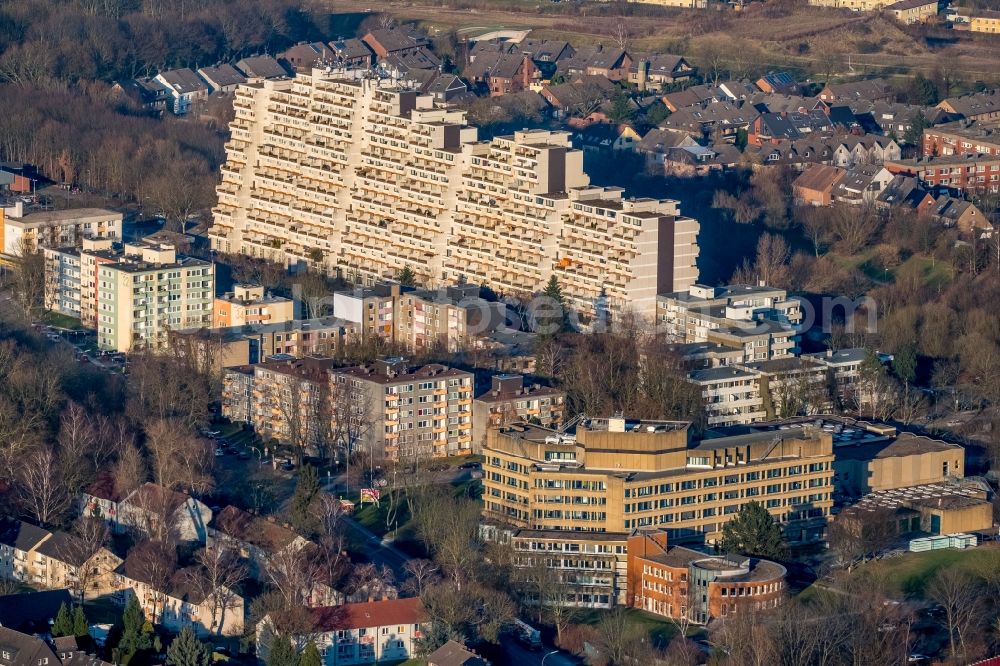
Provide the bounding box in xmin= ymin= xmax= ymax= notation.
xmin=323 ymin=0 xmax=1000 ymax=81
xmin=41 ymin=311 xmax=83 ymax=330
xmin=574 ymin=607 xmax=698 ymax=646
xmin=849 ymin=547 xmax=988 ymax=598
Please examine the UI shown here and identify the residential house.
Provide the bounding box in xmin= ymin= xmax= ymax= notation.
xmin=0 ymin=521 xmax=50 ymax=585
xmin=207 ymin=506 xmax=310 ymax=579
xmin=832 ymin=164 xmax=894 ymax=204
xmin=329 ymin=39 xmax=375 ymax=68
xmin=748 ymin=111 xmax=833 ymax=145
xmin=280 ymin=42 xmax=335 ymax=72
xmin=115 ymin=483 xmax=213 ymax=544
xmin=887 ymin=0 xmax=940 ymax=23
xmin=381 ymin=49 xmax=441 ymax=75
xmin=662 ymin=144 xmax=744 ymax=176
xmin=362 ymin=26 xmax=431 ymax=60
xmin=404 ymin=69 xmax=468 ymax=102
xmin=0 ymin=627 xmax=60 ymax=666
xmin=112 ymin=78 xmax=170 ymax=112
xmin=196 ymin=65 xmax=246 ymax=94
xmin=792 ymin=165 xmax=846 ymax=206
xmin=570 ymin=45 xmax=633 ymax=82
xmin=257 ymin=598 xmax=429 ymax=666
xmin=937 ymin=90 xmax=1000 ymax=121
xmin=718 ymin=80 xmax=762 ymax=101
xmin=755 ymin=72 xmax=800 ymax=95
xmin=662 ymin=84 xmax=718 ymax=112
xmin=472 ymin=374 xmax=566 ymax=449
xmin=31 ymin=532 xmax=122 ymax=600
xmin=234 ymin=55 xmax=288 ymax=82
xmin=819 ymin=78 xmax=895 ymax=104
xmin=427 ymin=641 xmax=491 ymax=666
xmin=627 ymin=54 xmax=695 ymax=90
xmin=875 ymin=175 xmax=937 ymax=213
xmin=539 ymin=76 xmax=618 ymax=117
xmin=465 ymin=52 xmax=538 ymax=96
xmin=636 ymin=129 xmax=700 ymax=169
xmin=115 ymin=558 xmax=244 ymax=636
xmin=574 ymin=124 xmax=641 ymax=152
xmin=154 ymin=68 xmax=209 ymax=115
xmin=661 ymin=101 xmax=758 ymax=142
xmin=967 ymin=10 xmax=1000 ymax=34
xmin=932 ymin=196 xmax=992 ymax=234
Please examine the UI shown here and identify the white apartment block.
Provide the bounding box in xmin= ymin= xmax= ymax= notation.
xmin=2 ymin=202 xmax=122 ymax=255
xmin=658 ymin=283 xmax=802 ymax=361
xmin=45 ymin=238 xmax=215 ymax=352
xmin=210 ymin=69 xmax=700 ymax=320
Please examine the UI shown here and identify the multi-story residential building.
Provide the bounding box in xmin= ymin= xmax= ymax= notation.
xmin=807 ymin=0 xmax=897 ymax=11
xmin=332 ymin=282 xmax=505 ymax=352
xmin=172 ymin=317 xmax=362 ymax=370
xmin=626 ymin=530 xmax=786 ymax=624
xmin=208 ymin=506 xmax=311 ymax=579
xmin=213 ymin=283 xmax=295 ymax=327
xmin=45 ymin=239 xmax=214 ymax=351
xmin=114 ymin=559 xmax=244 ymax=636
xmin=333 ymin=359 xmax=475 ymax=460
xmin=657 ymin=283 xmax=802 ymax=361
xmin=0 ymin=521 xmax=52 ymax=585
xmin=2 ymin=203 xmax=121 ymax=255
xmin=922 ymin=119 xmax=1000 ymax=158
xmin=83 ymin=482 xmax=212 ymax=545
xmin=154 ymin=68 xmax=210 ymax=115
xmin=210 ymin=69 xmax=700 ymax=321
xmin=258 ymin=598 xmax=428 ymax=666
xmin=885 ymin=153 xmax=1000 ymax=194
xmin=482 ymin=417 xmax=834 ymax=546
xmin=480 ymin=525 xmax=630 ymax=608
xmin=688 ymin=367 xmax=766 ymax=427
xmin=472 ymin=374 xmax=566 ymax=450
xmin=886 ymin=0 xmax=940 ymax=24
xmin=249 ymin=356 xmax=335 ymax=452
xmin=0 ymin=522 xmax=121 ymax=600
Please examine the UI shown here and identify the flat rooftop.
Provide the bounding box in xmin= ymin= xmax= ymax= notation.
xmin=3 ymin=207 xmax=122 ymax=227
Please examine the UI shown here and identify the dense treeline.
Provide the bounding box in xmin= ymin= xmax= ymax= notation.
xmin=0 ymin=85 xmax=222 ymax=219
xmin=0 ymin=0 xmax=322 ymax=84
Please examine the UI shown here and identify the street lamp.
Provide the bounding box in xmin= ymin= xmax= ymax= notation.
xmin=541 ymin=649 xmax=559 ymax=665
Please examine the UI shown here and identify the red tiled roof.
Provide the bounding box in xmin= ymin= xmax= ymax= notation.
xmin=310 ymin=598 xmax=427 ymax=631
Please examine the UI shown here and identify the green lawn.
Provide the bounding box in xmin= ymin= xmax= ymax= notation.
xmin=41 ymin=311 xmax=83 ymax=330
xmin=83 ymin=597 xmax=122 ymax=624
xmin=574 ymin=607 xmax=696 ymax=646
xmin=353 ymin=490 xmax=413 ymax=538
xmin=849 ymin=548 xmax=986 ymax=599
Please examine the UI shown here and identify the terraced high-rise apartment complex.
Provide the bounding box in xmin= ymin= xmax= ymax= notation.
xmin=210 ymin=68 xmax=700 ymax=318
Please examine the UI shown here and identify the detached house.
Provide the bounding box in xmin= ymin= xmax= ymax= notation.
xmin=574 ymin=124 xmax=641 ymax=152
xmin=793 ymin=165 xmax=846 ymax=206
xmin=279 ymin=42 xmax=335 ymax=72
xmin=208 ymin=506 xmax=310 ymax=578
xmin=154 ymin=68 xmax=209 ymax=115
xmin=627 ymin=54 xmax=695 ymax=90
xmin=330 ymin=39 xmax=375 ymax=68
xmin=819 ymin=78 xmax=895 ymax=104
xmin=196 ymin=65 xmax=246 ymax=94
xmin=636 ymin=128 xmax=700 ymax=169
xmin=465 ymin=52 xmax=538 ymax=96
xmin=234 ymin=56 xmax=288 ymax=82
xmin=84 ymin=482 xmax=212 ymax=545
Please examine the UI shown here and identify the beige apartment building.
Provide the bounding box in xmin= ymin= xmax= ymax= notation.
xmin=213 ymin=283 xmax=295 ymax=327
xmin=482 ymin=417 xmax=834 ymax=545
xmin=210 ymin=69 xmax=699 ymax=320
xmin=223 ymin=356 xmax=475 ymax=460
xmin=334 ymin=358 xmax=475 ymax=460
xmin=807 ymin=0 xmax=897 ymax=10
xmin=44 ymin=238 xmax=214 ymax=351
xmin=472 ymin=374 xmax=566 ymax=449
xmin=2 ymin=202 xmax=122 ymax=255
xmin=657 ymin=284 xmax=801 ymax=364
xmin=332 ymin=282 xmax=505 ymax=352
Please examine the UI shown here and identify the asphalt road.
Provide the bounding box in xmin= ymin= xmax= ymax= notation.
xmin=497 ymin=640 xmax=579 ymax=666
xmin=343 ymin=515 xmax=410 ymax=579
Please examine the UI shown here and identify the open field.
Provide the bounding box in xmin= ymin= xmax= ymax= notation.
xmin=325 ymin=0 xmax=1000 ymax=82
xmin=848 ymin=547 xmax=990 ymax=598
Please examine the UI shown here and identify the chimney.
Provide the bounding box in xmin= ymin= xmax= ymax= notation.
xmin=637 ymin=59 xmax=647 ymax=92
xmin=522 ymin=54 xmax=531 ymax=89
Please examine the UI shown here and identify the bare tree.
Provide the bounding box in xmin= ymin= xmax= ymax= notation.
xmin=347 ymin=563 xmax=396 ymax=602
xmin=113 ymin=442 xmax=148 ymax=501
xmin=145 ymin=419 xmax=214 ymax=494
xmin=611 ymin=20 xmax=630 ymax=50
xmin=928 ymin=568 xmax=983 ymax=661
xmin=402 ymin=559 xmax=440 ymax=598
xmin=18 ymin=446 xmax=71 ymax=527
xmin=328 ymin=375 xmax=375 ymax=485
xmin=127 ymin=540 xmax=177 ymax=623
xmin=188 ymin=547 xmax=248 ymax=635
xmin=60 ymin=516 xmax=111 ymax=601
